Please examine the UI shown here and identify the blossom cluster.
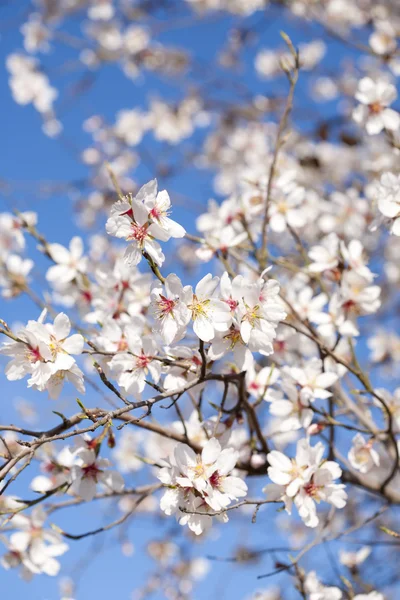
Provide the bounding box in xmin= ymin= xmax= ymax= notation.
xmin=1 ymin=1 xmax=399 ymax=598
xmin=158 ymin=438 xmax=247 ymax=535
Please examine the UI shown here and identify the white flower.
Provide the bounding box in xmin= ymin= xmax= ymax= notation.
xmin=304 ymin=571 xmax=342 ymax=600
xmin=0 ymin=254 xmax=34 ymax=298
xmin=267 ymin=438 xmax=319 ymax=498
xmin=139 ymin=179 xmax=186 ymax=239
xmin=246 ymin=365 xmax=279 ymax=401
xmin=267 ymin=379 xmax=314 ymax=432
xmin=269 ymin=171 xmax=306 ymax=233
xmin=348 ymin=434 xmax=380 ymax=474
xmin=158 ymin=438 xmax=247 ymax=535
xmin=30 ymin=312 xmax=84 ymax=371
xmin=150 ymin=273 xmax=191 ymax=344
xmin=369 ymin=21 xmax=397 ymax=56
xmin=1 ymin=312 xmax=84 ymax=394
xmin=283 ymin=358 xmax=338 ymax=403
xmin=340 ymin=271 xmax=381 ymax=316
xmin=114 ymin=108 xmax=149 ymax=146
xmin=265 ymin=439 xmax=347 ymax=528
xmin=46 ymin=363 xmax=85 ymax=400
xmin=237 ymin=277 xmax=286 ymax=356
xmin=5 ymin=506 xmax=68 ymax=577
xmin=70 ymin=447 xmax=124 ymax=501
xmin=339 ymin=546 xmax=371 ymax=568
xmin=109 ymin=336 xmax=161 ymax=396
xmin=294 ymin=462 xmax=347 ymax=528
xmin=340 ymin=239 xmax=374 ymax=282
xmin=353 ymin=78 xmax=400 ymax=135
xmin=374 ymin=172 xmax=400 ymax=235
xmin=30 ymin=446 xmax=76 ymax=493
xmin=1 ymin=326 xmax=54 ymax=390
xmin=113 ymin=429 xmax=144 ymax=473
xmin=162 ymin=345 xmax=202 ymax=391
xmin=106 ymin=184 xmax=169 ymax=267
xmin=308 ymin=233 xmax=340 ymax=274
xmin=186 ymin=274 xmax=232 ymax=342
xmin=46 ymin=237 xmax=87 ymax=285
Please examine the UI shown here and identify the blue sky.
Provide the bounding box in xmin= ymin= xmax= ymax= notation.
xmin=0 ymin=2 xmax=396 ymax=599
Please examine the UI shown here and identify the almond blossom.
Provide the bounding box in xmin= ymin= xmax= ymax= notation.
xmin=1 ymin=312 xmax=84 ymax=394
xmin=46 ymin=237 xmax=87 ymax=285
xmin=150 ymin=273 xmax=191 ymax=344
xmin=237 ymin=276 xmax=286 ymax=356
xmin=265 ymin=438 xmax=347 ymax=528
xmin=106 ymin=180 xmax=184 ymax=266
xmin=109 ymin=335 xmax=161 ymax=396
xmin=2 ymin=506 xmax=69 ymax=578
xmin=304 ymin=571 xmax=343 ymax=600
xmin=186 ymin=273 xmax=232 ymax=342
xmin=348 ymin=434 xmax=380 ymax=474
xmin=158 ymin=438 xmax=247 ymax=535
xmin=69 ymin=447 xmax=124 ymax=501
xmin=353 ymin=78 xmax=400 ymax=135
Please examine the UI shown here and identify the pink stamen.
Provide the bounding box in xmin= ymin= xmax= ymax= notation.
xmin=158 ymin=294 xmax=176 ymax=314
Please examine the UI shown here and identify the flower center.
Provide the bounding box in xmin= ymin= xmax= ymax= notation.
xmin=157 ymin=294 xmax=176 ymax=315
xmin=136 ymin=353 xmax=150 ymax=369
xmin=150 ymin=206 xmax=161 ymax=219
xmin=26 ymin=345 xmax=43 ymax=364
xmin=128 ymin=222 xmax=149 ymax=244
xmin=82 ymin=463 xmax=101 ymax=480
xmin=368 ymin=102 xmax=382 ymax=114
xmin=189 ymin=295 xmax=210 ymax=319
xmin=225 ymin=297 xmax=238 ymax=312
xmin=304 ymin=481 xmax=319 ymax=498
xmin=209 ymin=470 xmax=221 ymax=487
